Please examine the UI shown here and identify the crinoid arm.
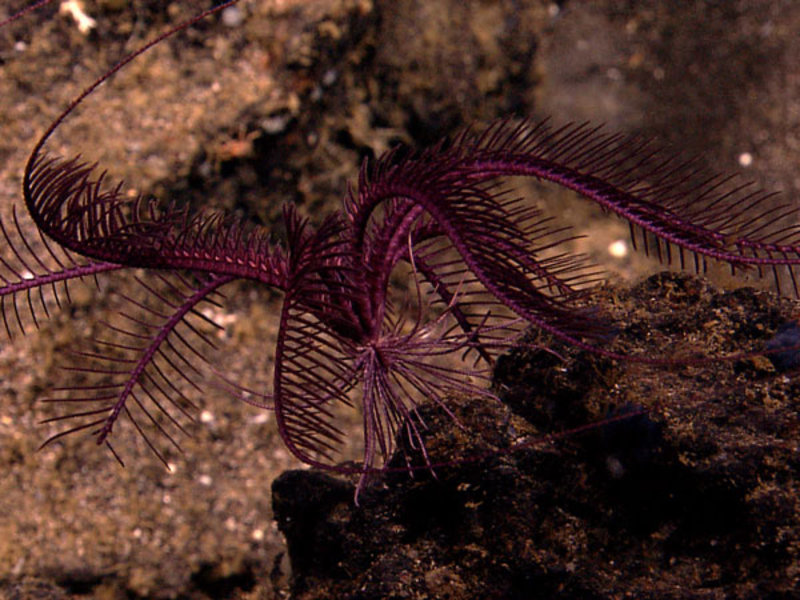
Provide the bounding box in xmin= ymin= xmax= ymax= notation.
xmin=0 ymin=189 xmax=243 ymax=463
xmin=15 ymin=153 xmax=298 ymax=462
xmin=344 ymin=119 xmax=800 ymax=363
xmin=343 ymin=129 xmax=612 ymax=360
xmin=0 ymin=203 xmax=122 ymax=338
xmin=23 ymin=155 xmax=289 ymax=287
xmin=458 ymin=120 xmax=800 ymax=294
xmin=38 ymin=272 xmax=237 ymax=465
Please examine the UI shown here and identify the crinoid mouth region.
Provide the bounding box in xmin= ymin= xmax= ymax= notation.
xmin=351 ymin=322 xmax=498 ymax=472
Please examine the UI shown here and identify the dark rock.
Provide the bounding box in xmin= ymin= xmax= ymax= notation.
xmin=273 ymin=273 xmax=800 ymax=599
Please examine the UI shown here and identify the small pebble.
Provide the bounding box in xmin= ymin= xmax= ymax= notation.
xmin=222 ymin=6 xmax=244 ymax=28
xmin=608 ymin=239 xmax=628 ymax=258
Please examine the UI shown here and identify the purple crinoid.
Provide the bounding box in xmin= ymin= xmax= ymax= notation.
xmin=3 ymin=1 xmax=800 ymax=494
